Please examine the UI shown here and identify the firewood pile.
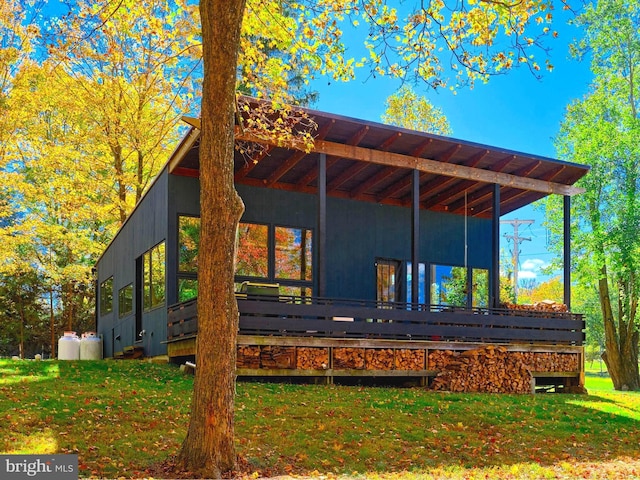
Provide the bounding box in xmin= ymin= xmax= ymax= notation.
xmin=236 ymin=345 xmax=261 ymax=369
xmin=297 ymin=347 xmax=329 ymax=370
xmin=395 ymin=349 xmax=426 ymax=370
xmin=512 ymin=352 xmax=579 ymax=372
xmin=429 ymin=345 xmax=532 ymax=394
xmin=260 ymin=345 xmax=296 ymax=369
xmin=504 ymin=300 xmax=568 ymax=313
xmin=365 ymin=348 xmax=395 ymax=370
xmin=333 ymin=347 xmax=365 ymax=369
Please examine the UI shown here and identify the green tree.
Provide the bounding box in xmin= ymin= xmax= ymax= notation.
xmin=181 ymin=0 xmax=565 ymax=476
xmin=381 ymin=85 xmax=452 ymax=135
xmin=551 ymin=0 xmax=640 ymax=390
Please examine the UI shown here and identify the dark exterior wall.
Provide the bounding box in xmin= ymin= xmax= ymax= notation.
xmin=97 ymin=174 xmax=492 ymax=357
xmin=237 ymin=184 xmax=492 ymax=301
xmin=96 ymin=168 xmax=170 ymax=357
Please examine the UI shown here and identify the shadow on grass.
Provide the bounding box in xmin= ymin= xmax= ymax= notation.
xmin=3 ymin=360 xmax=640 ymax=479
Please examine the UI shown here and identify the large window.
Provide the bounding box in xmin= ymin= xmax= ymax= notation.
xmin=143 ymin=241 xmax=165 ymax=311
xmin=472 ymin=268 xmax=489 ymax=308
xmin=178 ymin=216 xmax=200 ymax=302
xmin=431 ymin=265 xmax=468 ymax=307
xmin=376 ymin=259 xmax=400 ymax=304
xmin=179 ymin=216 xmax=200 ymax=273
xmin=275 ymin=226 xmax=312 ymax=281
xmin=406 ymin=262 xmax=426 ymax=304
xmin=118 ymin=283 xmax=133 ymax=318
xmin=237 ymin=222 xmax=313 ymax=296
xmin=430 ymin=265 xmax=489 ymax=308
xmin=236 ymin=223 xmax=269 ymax=278
xmin=100 ymin=277 xmax=113 ymax=315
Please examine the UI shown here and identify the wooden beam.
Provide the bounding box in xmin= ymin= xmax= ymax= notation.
xmin=349 ymin=166 xmax=396 ymax=199
xmin=235 ymin=131 xmax=584 ymax=196
xmin=376 ymin=171 xmax=413 ymax=202
xmin=296 ymin=126 xmax=368 ymax=187
xmin=327 ymin=161 xmax=370 ymax=192
xmin=264 ymin=150 xmax=306 ymax=186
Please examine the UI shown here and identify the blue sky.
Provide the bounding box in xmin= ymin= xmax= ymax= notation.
xmin=310 ymin=9 xmax=593 ymax=286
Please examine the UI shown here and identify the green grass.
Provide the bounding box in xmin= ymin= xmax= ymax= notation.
xmin=2 ymin=359 xmax=640 ymax=479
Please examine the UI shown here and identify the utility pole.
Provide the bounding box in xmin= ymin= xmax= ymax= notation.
xmin=501 ymin=218 xmax=534 ymax=302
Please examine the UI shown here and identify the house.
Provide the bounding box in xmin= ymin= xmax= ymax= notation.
xmin=95 ymin=98 xmax=589 ymax=391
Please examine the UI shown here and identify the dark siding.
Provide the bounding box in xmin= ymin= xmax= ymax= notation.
xmin=236 ymin=185 xmax=492 ymax=301
xmin=96 ymin=169 xmax=170 ymax=357
xmin=99 ymin=176 xmax=492 ymax=357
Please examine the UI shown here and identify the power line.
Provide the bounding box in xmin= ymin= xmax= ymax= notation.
xmin=501 ymin=218 xmax=534 ymax=302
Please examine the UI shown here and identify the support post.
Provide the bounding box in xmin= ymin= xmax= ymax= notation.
xmin=491 ymin=184 xmax=501 ymax=308
xmin=318 ymin=153 xmax=327 ymax=297
xmin=563 ymin=195 xmax=571 ymax=310
xmin=411 ymin=169 xmax=420 ymax=305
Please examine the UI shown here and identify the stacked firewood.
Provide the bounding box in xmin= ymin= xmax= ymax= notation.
xmin=260 ymin=345 xmax=296 ymax=369
xmin=333 ymin=347 xmax=365 ymax=369
xmin=365 ymin=348 xmax=395 ymax=370
xmin=512 ymin=352 xmax=579 ymax=372
xmin=504 ymin=300 xmax=568 ymax=313
xmin=297 ymin=347 xmax=329 ymax=370
xmin=395 ymin=349 xmax=426 ymax=370
xmin=430 ymin=345 xmax=532 ymax=394
xmin=236 ymin=345 xmax=261 ymax=369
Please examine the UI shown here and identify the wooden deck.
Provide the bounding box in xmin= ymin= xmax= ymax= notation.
xmin=165 ymin=296 xmax=585 ymax=391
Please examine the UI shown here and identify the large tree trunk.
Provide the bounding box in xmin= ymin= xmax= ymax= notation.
xmin=598 ymin=265 xmax=640 ymax=390
xmin=176 ymin=0 xmax=246 ymax=477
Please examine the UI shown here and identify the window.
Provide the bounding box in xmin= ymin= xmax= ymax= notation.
xmin=118 ymin=284 xmax=133 ymax=317
xmin=275 ymin=226 xmax=312 ymax=281
xmin=472 ymin=268 xmax=489 ymax=308
xmin=376 ymin=259 xmax=400 ymax=304
xmin=100 ymin=277 xmax=113 ymax=315
xmin=431 ymin=265 xmax=468 ymax=307
xmin=143 ymin=241 xmax=166 ymax=311
xmin=178 ymin=216 xmax=200 ymax=302
xmin=178 ymin=278 xmax=198 ymax=303
xmin=406 ymin=262 xmax=426 ymax=304
xmin=179 ymin=216 xmax=200 ymax=273
xmin=236 ymin=223 xmax=269 ymax=278
xmin=236 ymin=223 xmax=313 ymax=297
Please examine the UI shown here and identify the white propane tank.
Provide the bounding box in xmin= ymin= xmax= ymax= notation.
xmin=58 ymin=331 xmax=80 ymax=360
xmin=80 ymin=332 xmax=103 ymax=360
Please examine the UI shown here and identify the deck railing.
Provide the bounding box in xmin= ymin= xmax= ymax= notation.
xmin=167 ymin=295 xmax=585 ymax=345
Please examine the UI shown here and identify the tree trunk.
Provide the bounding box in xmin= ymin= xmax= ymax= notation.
xmin=176 ymin=0 xmax=246 ymax=477
xmin=599 ymin=265 xmax=640 ymax=390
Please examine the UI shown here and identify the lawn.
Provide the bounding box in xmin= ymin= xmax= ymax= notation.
xmin=1 ymin=359 xmax=640 ymax=479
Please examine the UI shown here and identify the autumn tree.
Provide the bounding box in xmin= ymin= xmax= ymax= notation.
xmin=181 ymin=0 xmax=565 ymax=476
xmin=382 ymin=85 xmax=452 ymax=135
xmin=46 ymin=0 xmax=201 ymax=223
xmin=551 ymin=0 xmax=640 ymax=390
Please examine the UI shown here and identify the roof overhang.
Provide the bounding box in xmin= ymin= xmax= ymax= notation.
xmin=172 ymin=99 xmax=589 ymax=218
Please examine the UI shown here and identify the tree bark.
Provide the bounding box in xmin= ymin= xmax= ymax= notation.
xmin=176 ymin=0 xmax=246 ymax=477
xmin=599 ymin=264 xmax=640 ymax=390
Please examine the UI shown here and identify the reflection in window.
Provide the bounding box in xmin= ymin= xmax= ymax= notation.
xmin=178 ymin=278 xmax=198 ymax=302
xmin=143 ymin=242 xmax=165 ymax=311
xmin=100 ymin=277 xmax=113 ymax=315
xmin=431 ymin=265 xmax=468 ymax=307
xmin=236 ymin=223 xmax=269 ymax=278
xmin=279 ymin=285 xmax=312 ymax=298
xmin=406 ymin=262 xmax=426 ymax=304
xmin=179 ymin=216 xmax=200 ymax=273
xmin=376 ymin=259 xmax=400 ymax=303
xmin=118 ymin=283 xmax=133 ymax=318
xmin=275 ymin=227 xmax=312 ymax=281
xmin=472 ymin=268 xmax=489 ymax=308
